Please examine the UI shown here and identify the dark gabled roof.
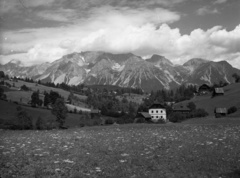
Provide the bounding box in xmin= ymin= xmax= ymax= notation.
xmin=215 ymin=108 xmax=227 ymax=114
xmin=149 ymin=102 xmax=165 ymax=109
xmin=198 ymin=84 xmax=211 ymax=90
xmin=137 ymin=112 xmax=151 ymax=119
xmin=214 ymin=88 xmax=224 ymax=94
xmin=173 ymin=104 xmax=190 ymax=111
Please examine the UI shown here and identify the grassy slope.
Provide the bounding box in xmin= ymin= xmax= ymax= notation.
xmin=0 ymin=100 xmax=89 ymax=128
xmin=179 ymin=83 xmax=240 ymax=116
xmin=0 ymin=124 xmax=240 ymax=177
xmin=3 ymin=80 xmax=87 ymax=103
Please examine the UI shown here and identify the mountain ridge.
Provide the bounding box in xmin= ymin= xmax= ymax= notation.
xmin=1 ymin=51 xmax=240 ymax=91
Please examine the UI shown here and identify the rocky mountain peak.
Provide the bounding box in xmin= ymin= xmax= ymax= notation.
xmin=146 ymin=54 xmax=173 ymax=66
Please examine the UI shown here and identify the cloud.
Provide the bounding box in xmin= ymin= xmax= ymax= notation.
xmin=197 ymin=6 xmax=219 ymax=16
xmin=1 ymin=4 xmax=240 ymax=69
xmin=213 ymin=0 xmax=227 ymax=4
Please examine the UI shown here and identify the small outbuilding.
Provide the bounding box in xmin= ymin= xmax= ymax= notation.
xmin=172 ymin=104 xmax=191 ymax=114
xmin=214 ymin=107 xmax=227 ymax=118
xmin=212 ymin=88 xmax=224 ymax=97
xmin=90 ymin=109 xmax=101 ymax=119
xmin=134 ymin=112 xmax=152 ymax=123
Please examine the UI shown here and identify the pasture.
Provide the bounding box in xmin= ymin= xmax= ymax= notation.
xmin=179 ymin=83 xmax=240 ymax=116
xmin=1 ymin=124 xmax=240 ymax=177
xmin=3 ymin=80 xmax=87 ymax=103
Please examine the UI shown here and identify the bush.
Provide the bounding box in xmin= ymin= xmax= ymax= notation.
xmin=36 ymin=116 xmax=45 ymax=130
xmin=191 ymin=108 xmax=209 ymax=118
xmin=21 ymin=85 xmax=30 ymax=91
xmin=16 ymin=106 xmax=33 ymax=129
xmin=228 ymin=106 xmax=237 ymax=115
xmin=104 ymin=118 xmax=114 ymax=125
xmin=134 ymin=117 xmax=146 ymax=123
xmin=168 ymin=112 xmax=185 ymax=123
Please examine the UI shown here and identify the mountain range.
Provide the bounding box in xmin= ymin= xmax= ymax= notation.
xmin=1 ymin=51 xmax=240 ymax=91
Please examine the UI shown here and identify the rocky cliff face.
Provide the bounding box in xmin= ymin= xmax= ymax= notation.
xmin=1 ymin=52 xmax=239 ymax=91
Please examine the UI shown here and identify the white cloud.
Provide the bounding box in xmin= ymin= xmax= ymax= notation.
xmin=0 ymin=5 xmax=240 ymax=69
xmin=197 ymin=6 xmax=219 ymax=16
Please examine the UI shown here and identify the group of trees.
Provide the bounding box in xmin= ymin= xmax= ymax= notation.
xmin=232 ymin=73 xmax=240 ymax=83
xmin=31 ymin=90 xmax=43 ymax=107
xmin=168 ymin=102 xmax=208 ymax=123
xmin=138 ymin=84 xmax=197 ymax=113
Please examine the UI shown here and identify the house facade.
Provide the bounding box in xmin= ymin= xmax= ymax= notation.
xmin=148 ymin=102 xmax=167 ymax=122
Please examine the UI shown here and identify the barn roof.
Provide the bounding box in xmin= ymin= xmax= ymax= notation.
xmin=137 ymin=112 xmax=151 ymax=118
xmin=214 ymin=88 xmax=224 ymax=94
xmin=215 ymin=108 xmax=227 ymax=113
xmin=173 ymin=104 xmax=190 ymax=111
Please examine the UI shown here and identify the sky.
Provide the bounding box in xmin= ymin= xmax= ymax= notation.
xmin=0 ymin=0 xmax=240 ymax=68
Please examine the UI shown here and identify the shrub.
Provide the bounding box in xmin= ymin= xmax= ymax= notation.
xmin=228 ymin=106 xmax=237 ymax=115
xmin=168 ymin=112 xmax=185 ymax=123
xmin=192 ymin=108 xmax=209 ymax=118
xmin=104 ymin=118 xmax=114 ymax=125
xmin=14 ymin=106 xmax=33 ymax=130
xmin=134 ymin=117 xmax=146 ymax=123
xmin=36 ymin=116 xmax=45 ymax=130
xmin=21 ymin=85 xmax=30 ymax=91
xmin=187 ymin=102 xmax=196 ymax=111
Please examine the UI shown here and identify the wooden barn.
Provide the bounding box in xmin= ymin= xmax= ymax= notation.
xmin=212 ymin=88 xmax=224 ymax=97
xmin=198 ymin=84 xmax=211 ymax=95
xmin=214 ymin=108 xmax=227 ymax=118
xmin=172 ymin=104 xmax=191 ymax=114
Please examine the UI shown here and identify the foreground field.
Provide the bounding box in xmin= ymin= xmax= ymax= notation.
xmin=1 ymin=124 xmax=240 ymax=177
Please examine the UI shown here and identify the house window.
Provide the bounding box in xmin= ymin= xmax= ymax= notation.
xmin=156 ymin=116 xmax=158 ymax=118
xmin=151 ymin=116 xmax=154 ymax=118
xmin=161 ymin=110 xmax=163 ymax=113
xmin=151 ymin=110 xmax=154 ymax=113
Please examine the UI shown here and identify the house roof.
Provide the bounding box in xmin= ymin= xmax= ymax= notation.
xmin=214 ymin=88 xmax=224 ymax=94
xmin=149 ymin=102 xmax=165 ymax=109
xmin=198 ymin=84 xmax=211 ymax=90
xmin=215 ymin=108 xmax=227 ymax=113
xmin=173 ymin=104 xmax=190 ymax=111
xmin=137 ymin=112 xmax=151 ymax=118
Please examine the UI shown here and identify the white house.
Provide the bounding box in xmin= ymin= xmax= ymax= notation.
xmin=148 ymin=102 xmax=167 ymax=122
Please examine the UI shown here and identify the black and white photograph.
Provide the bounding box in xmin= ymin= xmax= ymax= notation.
xmin=0 ymin=0 xmax=240 ymax=177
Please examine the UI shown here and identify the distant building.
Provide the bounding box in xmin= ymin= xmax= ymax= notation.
xmin=198 ymin=84 xmax=211 ymax=95
xmin=212 ymin=88 xmax=224 ymax=97
xmin=148 ymin=102 xmax=167 ymax=122
xmin=90 ymin=109 xmax=101 ymax=119
xmin=172 ymin=104 xmax=191 ymax=114
xmin=214 ymin=107 xmax=227 ymax=118
xmin=135 ymin=112 xmax=152 ymax=122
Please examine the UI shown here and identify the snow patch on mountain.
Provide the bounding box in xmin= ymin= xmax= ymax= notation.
xmin=68 ymin=76 xmax=83 ymax=85
xmin=112 ymin=63 xmax=125 ymax=71
xmin=37 ymin=73 xmax=50 ymax=80
xmin=54 ymin=74 xmax=66 ymax=84
xmin=85 ymin=69 xmax=91 ymax=74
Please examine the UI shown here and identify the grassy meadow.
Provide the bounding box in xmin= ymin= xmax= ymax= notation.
xmin=1 ymin=124 xmax=240 ymax=177
xmin=179 ymin=83 xmax=240 ymax=116
xmin=4 ymin=80 xmax=87 ymax=104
